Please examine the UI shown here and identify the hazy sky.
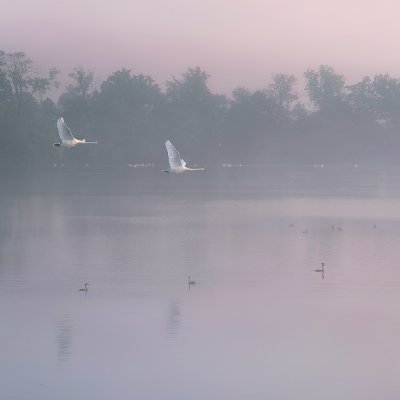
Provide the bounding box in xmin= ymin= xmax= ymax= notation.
xmin=2 ymin=0 xmax=400 ymax=93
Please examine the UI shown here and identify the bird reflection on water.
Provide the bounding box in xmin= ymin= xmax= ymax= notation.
xmin=56 ymin=318 xmax=73 ymax=364
xmin=166 ymin=302 xmax=181 ymax=338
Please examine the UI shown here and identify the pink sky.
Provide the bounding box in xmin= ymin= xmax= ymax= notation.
xmin=2 ymin=0 xmax=400 ymax=94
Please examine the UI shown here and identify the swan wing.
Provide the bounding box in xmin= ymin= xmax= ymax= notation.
xmin=57 ymin=118 xmax=75 ymax=141
xmin=165 ymin=140 xmax=183 ymax=168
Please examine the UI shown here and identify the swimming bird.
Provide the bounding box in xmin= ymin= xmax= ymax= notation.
xmin=162 ymin=140 xmax=205 ymax=174
xmin=314 ymin=263 xmax=325 ymax=273
xmin=54 ymin=118 xmax=98 ymax=149
xmin=79 ymin=283 xmax=89 ymax=292
xmin=188 ymin=276 xmax=196 ymax=285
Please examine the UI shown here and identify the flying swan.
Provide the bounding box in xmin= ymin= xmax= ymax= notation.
xmin=162 ymin=140 xmax=205 ymax=174
xmin=54 ymin=117 xmax=98 ymax=149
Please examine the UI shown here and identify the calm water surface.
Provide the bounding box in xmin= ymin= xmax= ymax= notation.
xmin=1 ymin=165 xmax=400 ymax=400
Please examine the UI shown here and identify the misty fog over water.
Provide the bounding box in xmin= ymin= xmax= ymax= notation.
xmin=1 ymin=166 xmax=400 ymax=399
xmin=3 ymin=0 xmax=400 ymax=396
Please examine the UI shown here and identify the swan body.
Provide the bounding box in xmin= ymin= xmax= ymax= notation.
xmin=162 ymin=140 xmax=204 ymax=174
xmin=54 ymin=118 xmax=98 ymax=149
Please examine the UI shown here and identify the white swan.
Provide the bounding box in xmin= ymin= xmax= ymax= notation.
xmin=54 ymin=118 xmax=98 ymax=149
xmin=162 ymin=140 xmax=205 ymax=174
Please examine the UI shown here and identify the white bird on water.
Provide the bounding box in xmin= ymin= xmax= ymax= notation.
xmin=54 ymin=118 xmax=98 ymax=149
xmin=162 ymin=140 xmax=205 ymax=174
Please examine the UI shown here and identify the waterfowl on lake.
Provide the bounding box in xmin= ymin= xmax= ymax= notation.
xmin=79 ymin=283 xmax=89 ymax=292
xmin=188 ymin=276 xmax=196 ymax=285
xmin=314 ymin=263 xmax=325 ymax=273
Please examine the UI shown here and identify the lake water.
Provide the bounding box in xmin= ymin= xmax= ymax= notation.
xmin=1 ymin=165 xmax=400 ymax=400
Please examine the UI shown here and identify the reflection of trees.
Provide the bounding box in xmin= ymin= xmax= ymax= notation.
xmin=0 ymin=196 xmax=25 ymax=277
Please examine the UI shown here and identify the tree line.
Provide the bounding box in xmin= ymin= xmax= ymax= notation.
xmin=1 ymin=49 xmax=400 ymax=166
